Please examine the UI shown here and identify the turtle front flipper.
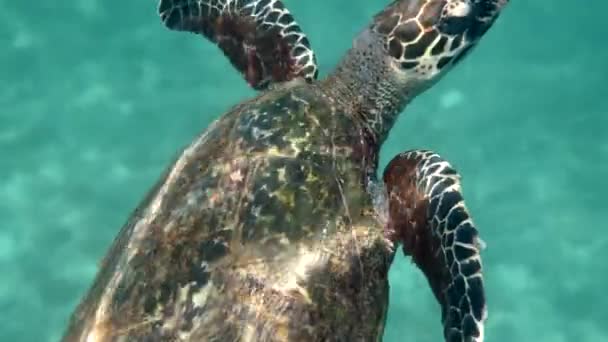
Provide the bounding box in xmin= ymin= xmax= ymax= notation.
xmin=158 ymin=0 xmax=318 ymax=90
xmin=383 ymin=150 xmax=486 ymax=342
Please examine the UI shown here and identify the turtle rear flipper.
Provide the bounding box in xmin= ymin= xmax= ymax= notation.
xmin=383 ymin=150 xmax=486 ymax=342
xmin=158 ymin=0 xmax=318 ymax=90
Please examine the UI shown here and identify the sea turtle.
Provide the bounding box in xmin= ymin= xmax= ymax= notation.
xmin=63 ymin=0 xmax=508 ymax=341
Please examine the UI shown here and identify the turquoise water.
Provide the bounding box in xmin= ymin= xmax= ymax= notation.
xmin=2 ymin=1 xmax=606 ymax=341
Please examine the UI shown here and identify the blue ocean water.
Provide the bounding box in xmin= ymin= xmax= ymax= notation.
xmin=1 ymin=1 xmax=606 ymax=341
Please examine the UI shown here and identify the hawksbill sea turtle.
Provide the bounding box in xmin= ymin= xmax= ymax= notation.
xmin=63 ymin=0 xmax=509 ymax=341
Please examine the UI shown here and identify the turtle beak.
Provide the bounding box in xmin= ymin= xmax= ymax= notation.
xmin=467 ymin=0 xmax=510 ymax=40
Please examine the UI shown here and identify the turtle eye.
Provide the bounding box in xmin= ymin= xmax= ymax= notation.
xmin=439 ymin=0 xmax=508 ymax=41
xmin=437 ymin=1 xmax=475 ymax=36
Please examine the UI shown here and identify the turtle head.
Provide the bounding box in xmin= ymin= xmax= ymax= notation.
xmin=367 ymin=0 xmax=508 ymax=94
xmin=324 ymin=0 xmax=508 ymax=140
xmin=347 ymin=0 xmax=508 ymax=103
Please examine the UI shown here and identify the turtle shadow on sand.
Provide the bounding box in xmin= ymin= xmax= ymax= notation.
xmin=62 ymin=0 xmax=510 ymax=341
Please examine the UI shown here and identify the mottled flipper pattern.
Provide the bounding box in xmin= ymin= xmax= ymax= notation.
xmin=383 ymin=150 xmax=486 ymax=342
xmin=159 ymin=0 xmax=318 ymax=89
